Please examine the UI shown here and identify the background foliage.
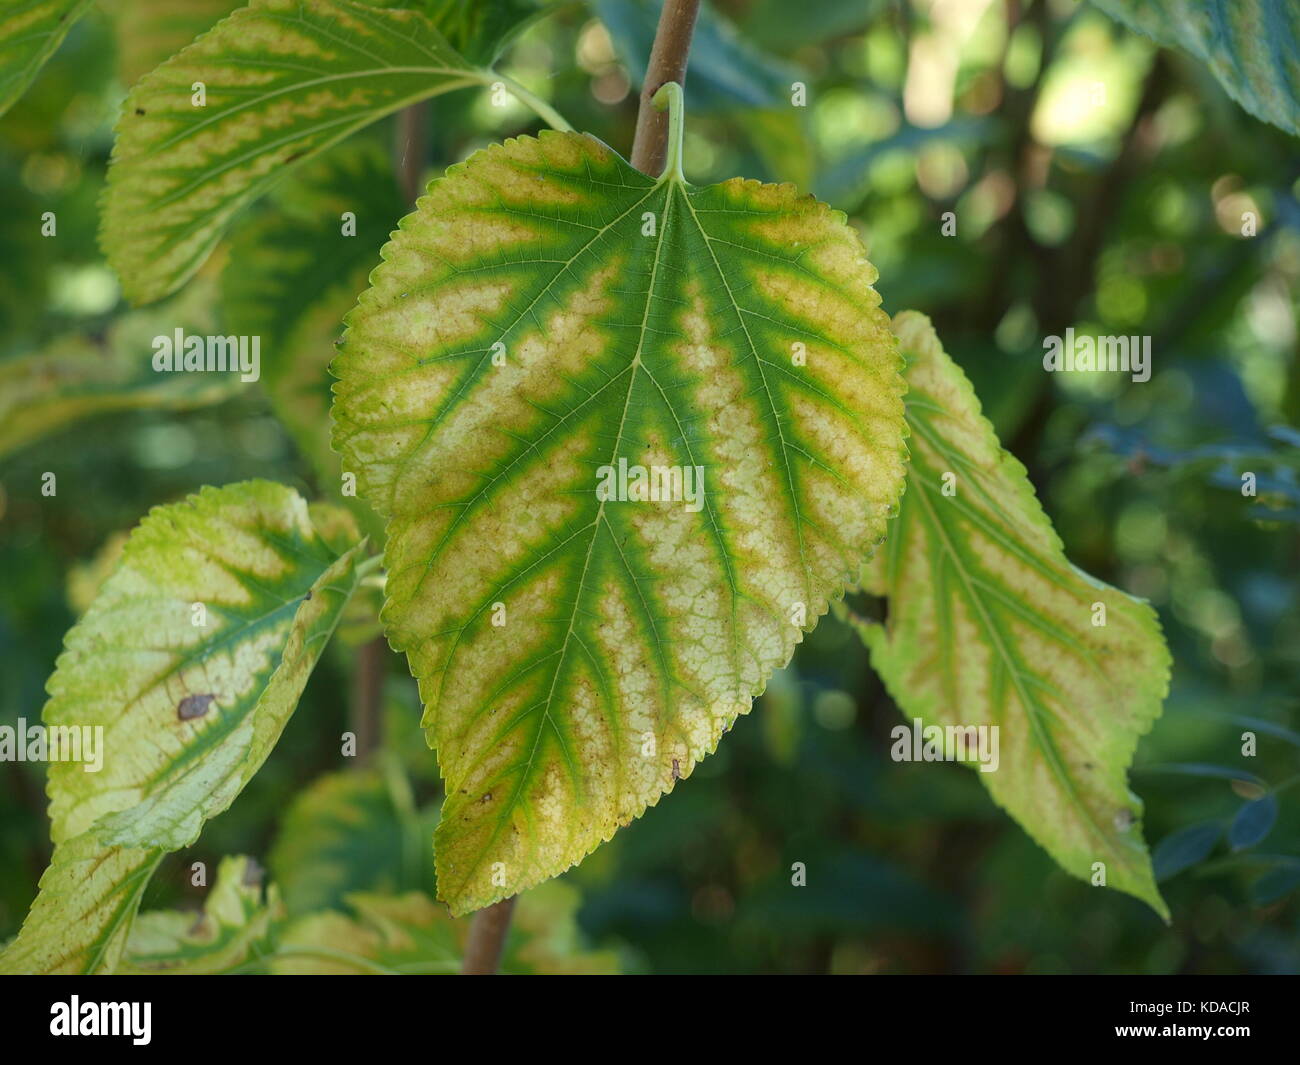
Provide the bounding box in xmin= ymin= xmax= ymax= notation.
xmin=0 ymin=0 xmax=1297 ymax=973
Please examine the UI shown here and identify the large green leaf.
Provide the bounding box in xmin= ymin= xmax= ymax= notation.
xmin=0 ymin=0 xmax=92 ymax=118
xmin=120 ymin=856 xmax=282 ymax=974
xmin=0 ymin=279 xmax=240 ymax=463
xmin=0 ymin=481 xmax=366 ymax=973
xmin=846 ymin=312 xmax=1170 ymax=917
xmin=332 ymin=118 xmax=908 ymax=913
xmin=101 ymin=0 xmax=488 ymax=305
xmin=224 ymin=142 xmax=405 ymax=491
xmin=1092 ymin=0 xmax=1300 ymax=137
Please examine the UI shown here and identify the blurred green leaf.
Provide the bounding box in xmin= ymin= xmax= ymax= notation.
xmin=121 ymin=855 xmax=281 ymax=974
xmin=0 ymin=0 xmax=93 ymax=118
xmin=1092 ymin=0 xmax=1300 ymax=137
xmin=223 ymin=142 xmax=404 ymax=499
xmin=1229 ymin=794 xmax=1278 ymax=851
xmin=267 ymin=765 xmax=437 ymax=915
xmin=1152 ymin=821 xmax=1222 ymax=880
xmin=102 ymin=0 xmax=242 ymax=88
xmin=0 ymin=279 xmax=243 ymax=464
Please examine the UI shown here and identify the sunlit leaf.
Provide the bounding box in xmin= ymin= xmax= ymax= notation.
xmin=0 ymin=0 xmax=92 ymax=118
xmin=120 ymin=856 xmax=282 ymax=974
xmin=1092 ymin=0 xmax=1300 ymax=137
xmin=0 ymin=482 xmax=366 ymax=973
xmin=101 ymin=0 xmax=486 ymax=305
xmin=846 ymin=311 xmax=1170 ymax=917
xmin=332 ymin=127 xmax=907 ymax=913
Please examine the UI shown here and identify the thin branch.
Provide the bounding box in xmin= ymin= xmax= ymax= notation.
xmin=629 ymin=0 xmax=701 ymax=176
xmin=461 ymin=897 xmax=518 ymax=974
xmin=395 ymin=101 xmax=430 ymax=204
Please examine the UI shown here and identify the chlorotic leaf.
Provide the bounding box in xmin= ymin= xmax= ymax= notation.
xmin=224 ymin=142 xmax=405 ymax=493
xmin=0 ymin=482 xmax=366 ymax=973
xmin=0 ymin=278 xmax=241 ymax=463
xmin=0 ymin=0 xmax=93 ymax=118
xmin=120 ymin=856 xmax=283 ymax=974
xmin=1091 ymin=0 xmax=1300 ymax=137
xmin=332 ymin=127 xmax=908 ymax=914
xmin=847 ymin=311 xmax=1170 ymax=917
xmin=102 ymin=0 xmax=242 ymax=88
xmin=0 ymin=837 xmax=162 ymax=976
xmin=272 ymin=881 xmax=617 ymax=974
xmin=101 ymin=0 xmax=484 ymax=305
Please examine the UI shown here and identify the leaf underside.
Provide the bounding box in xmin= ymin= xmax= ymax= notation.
xmin=332 ymin=129 xmax=908 ymax=914
xmin=852 ymin=311 xmax=1170 ymax=917
xmin=101 ymin=0 xmax=480 ymax=305
xmin=1092 ymin=0 xmax=1300 ymax=137
xmin=0 ymin=482 xmax=364 ymax=973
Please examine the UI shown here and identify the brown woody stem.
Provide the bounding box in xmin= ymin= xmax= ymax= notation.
xmin=629 ymin=0 xmax=701 ymax=176
xmin=460 ymin=897 xmax=518 ymax=975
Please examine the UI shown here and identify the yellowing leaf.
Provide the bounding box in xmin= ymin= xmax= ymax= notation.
xmin=0 ymin=0 xmax=92 ymax=118
xmin=849 ymin=312 xmax=1170 ymax=916
xmin=332 ymin=125 xmax=907 ymax=914
xmin=1092 ymin=0 xmax=1300 ymax=137
xmin=120 ymin=856 xmax=282 ymax=975
xmin=101 ymin=0 xmax=484 ymax=305
xmin=0 ymin=482 xmax=366 ymax=973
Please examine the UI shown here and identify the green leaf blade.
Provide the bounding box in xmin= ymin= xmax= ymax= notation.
xmin=854 ymin=312 xmax=1171 ymax=917
xmin=332 ymin=130 xmax=907 ymax=913
xmin=101 ymin=0 xmax=481 ymax=305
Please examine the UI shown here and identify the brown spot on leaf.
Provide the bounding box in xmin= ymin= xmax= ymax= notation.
xmin=177 ymin=694 xmax=215 ymax=721
xmin=671 ymin=758 xmax=681 ymax=780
